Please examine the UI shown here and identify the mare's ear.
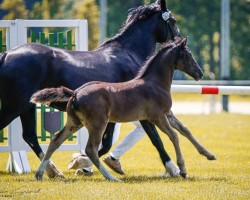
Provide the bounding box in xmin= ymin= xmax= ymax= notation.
xmin=156 ymin=0 xmax=167 ymax=12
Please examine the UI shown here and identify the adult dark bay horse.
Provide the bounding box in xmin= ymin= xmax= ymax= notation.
xmin=31 ymin=38 xmax=203 ymax=182
xmin=0 ymin=0 xmax=180 ymax=177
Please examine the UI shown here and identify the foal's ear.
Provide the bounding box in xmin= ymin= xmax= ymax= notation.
xmin=180 ymin=37 xmax=188 ymax=48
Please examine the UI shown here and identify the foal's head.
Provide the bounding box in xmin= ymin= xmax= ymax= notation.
xmin=171 ymin=37 xmax=203 ymax=81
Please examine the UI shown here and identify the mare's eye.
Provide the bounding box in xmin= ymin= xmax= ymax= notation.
xmin=180 ymin=52 xmax=185 ymax=57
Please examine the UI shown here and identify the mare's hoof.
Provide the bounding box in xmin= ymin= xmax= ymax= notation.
xmin=162 ymin=172 xmax=171 ymax=178
xmin=180 ymin=172 xmax=187 ymax=178
xmin=207 ymin=155 xmax=216 ymax=160
xmin=165 ymin=160 xmax=180 ymax=177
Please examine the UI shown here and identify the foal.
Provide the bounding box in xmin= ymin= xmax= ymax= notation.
xmin=31 ymin=38 xmax=203 ymax=181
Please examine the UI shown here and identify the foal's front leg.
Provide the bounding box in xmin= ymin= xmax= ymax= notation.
xmin=35 ymin=121 xmax=81 ymax=181
xmin=151 ymin=115 xmax=187 ymax=178
xmin=167 ymin=110 xmax=216 ymax=160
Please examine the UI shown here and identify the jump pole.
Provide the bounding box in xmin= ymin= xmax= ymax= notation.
xmin=171 ymin=85 xmax=250 ymax=95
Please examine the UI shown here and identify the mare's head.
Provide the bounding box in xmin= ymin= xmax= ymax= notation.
xmin=123 ymin=0 xmax=180 ymax=43
xmin=170 ymin=37 xmax=203 ymax=81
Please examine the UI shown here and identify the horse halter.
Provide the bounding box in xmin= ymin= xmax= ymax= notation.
xmin=162 ymin=11 xmax=171 ymax=21
xmin=162 ymin=10 xmax=179 ymax=39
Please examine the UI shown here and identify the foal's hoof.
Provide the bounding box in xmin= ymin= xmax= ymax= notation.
xmin=180 ymin=172 xmax=187 ymax=178
xmin=111 ymin=178 xmax=123 ymax=182
xmin=108 ymin=177 xmax=123 ymax=182
xmin=207 ymin=155 xmax=216 ymax=160
xmin=35 ymin=171 xmax=44 ymax=181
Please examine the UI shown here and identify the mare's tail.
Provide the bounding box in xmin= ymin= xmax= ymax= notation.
xmin=30 ymin=86 xmax=75 ymax=106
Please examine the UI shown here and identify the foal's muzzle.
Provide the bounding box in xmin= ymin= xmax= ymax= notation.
xmin=194 ymin=70 xmax=204 ymax=81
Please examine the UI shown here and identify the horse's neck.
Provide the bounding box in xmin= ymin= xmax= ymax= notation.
xmin=143 ymin=55 xmax=175 ymax=91
xmin=103 ymin=22 xmax=156 ymax=62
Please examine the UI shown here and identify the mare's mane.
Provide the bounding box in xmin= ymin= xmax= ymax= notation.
xmin=101 ymin=3 xmax=161 ymax=46
xmin=135 ymin=42 xmax=176 ymax=79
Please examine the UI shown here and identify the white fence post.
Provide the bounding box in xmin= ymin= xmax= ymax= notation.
xmin=0 ymin=19 xmax=89 ymax=174
xmin=7 ymin=118 xmax=30 ymax=173
xmin=76 ymin=19 xmax=88 ymax=51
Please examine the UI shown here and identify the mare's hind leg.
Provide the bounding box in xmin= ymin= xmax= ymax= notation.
xmin=167 ymin=110 xmax=216 ymax=160
xmin=150 ymin=115 xmax=187 ymax=178
xmin=0 ymin=100 xmax=20 ymax=130
xmin=35 ymin=118 xmax=82 ymax=181
xmin=20 ymin=105 xmax=65 ymax=178
xmin=85 ymin=122 xmax=121 ymax=182
xmin=98 ymin=122 xmax=116 ymax=157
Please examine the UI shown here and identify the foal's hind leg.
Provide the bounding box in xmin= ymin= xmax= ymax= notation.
xmin=35 ymin=119 xmax=81 ymax=181
xmin=167 ymin=110 xmax=216 ymax=160
xmin=20 ymin=105 xmax=65 ymax=178
xmin=150 ymin=115 xmax=187 ymax=178
xmin=85 ymin=122 xmax=121 ymax=182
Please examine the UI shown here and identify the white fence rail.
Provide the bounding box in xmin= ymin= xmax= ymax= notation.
xmin=0 ymin=19 xmax=88 ymax=50
xmin=171 ymin=85 xmax=250 ymax=95
xmin=172 ymin=80 xmax=250 ymax=86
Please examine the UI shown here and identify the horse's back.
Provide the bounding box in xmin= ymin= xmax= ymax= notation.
xmin=0 ymin=44 xmax=52 ymax=90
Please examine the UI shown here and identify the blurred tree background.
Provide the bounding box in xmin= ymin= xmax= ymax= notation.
xmin=0 ymin=0 xmax=249 ymax=80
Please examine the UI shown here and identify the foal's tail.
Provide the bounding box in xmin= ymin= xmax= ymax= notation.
xmin=30 ymin=86 xmax=75 ymax=106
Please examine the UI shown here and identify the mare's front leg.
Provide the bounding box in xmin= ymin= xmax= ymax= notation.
xmin=85 ymin=122 xmax=121 ymax=182
xmin=140 ymin=120 xmax=180 ymax=177
xmin=167 ymin=111 xmax=216 ymax=160
xmin=35 ymin=119 xmax=81 ymax=181
xmin=150 ymin=115 xmax=187 ymax=178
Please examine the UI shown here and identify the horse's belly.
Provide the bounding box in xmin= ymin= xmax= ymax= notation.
xmin=109 ymin=104 xmax=147 ymax=123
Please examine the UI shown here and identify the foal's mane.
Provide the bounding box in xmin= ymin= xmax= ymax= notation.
xmin=101 ymin=3 xmax=161 ymax=46
xmin=135 ymin=42 xmax=176 ymax=79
